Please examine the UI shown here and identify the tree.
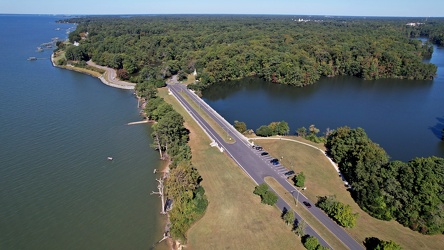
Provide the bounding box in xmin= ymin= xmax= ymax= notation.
xmin=256 ymin=125 xmax=272 ymax=137
xmin=302 ymin=235 xmax=320 ymax=250
xmin=309 ymin=124 xmax=320 ymax=135
xmin=294 ymin=219 xmax=306 ymax=237
xmin=253 ymin=183 xmax=269 ymax=196
xmin=261 ymin=189 xmax=278 ymax=206
xmin=317 ymin=195 xmax=358 ymax=228
xmin=364 ymin=237 xmax=402 ymax=250
xmin=276 ymin=121 xmax=290 ymax=135
xmin=234 ymin=120 xmax=247 ymax=133
xmin=297 ymin=127 xmax=307 ymax=137
xmin=253 ymin=183 xmax=278 ymax=206
xmin=293 ymin=172 xmax=305 ymax=187
xmin=283 ymin=210 xmax=295 ymax=226
xmin=117 ymin=68 xmax=129 ymax=80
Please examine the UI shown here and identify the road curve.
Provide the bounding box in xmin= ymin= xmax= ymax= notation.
xmin=86 ymin=61 xmax=136 ymax=90
xmin=168 ymin=83 xmax=363 ymax=250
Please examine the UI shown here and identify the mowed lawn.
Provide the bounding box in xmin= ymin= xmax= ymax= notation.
xmin=158 ymin=88 xmax=303 ymax=250
xmin=255 ymin=137 xmax=444 ymax=250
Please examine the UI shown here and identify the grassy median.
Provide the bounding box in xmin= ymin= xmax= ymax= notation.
xmin=179 ymin=91 xmax=235 ymax=144
xmin=257 ymin=137 xmax=444 ymax=250
xmin=159 ymin=88 xmax=302 ymax=250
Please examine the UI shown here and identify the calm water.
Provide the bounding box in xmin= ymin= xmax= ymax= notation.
xmin=203 ymin=47 xmax=444 ymax=161
xmin=0 ymin=15 xmax=167 ymax=249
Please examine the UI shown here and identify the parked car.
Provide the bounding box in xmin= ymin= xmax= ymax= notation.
xmin=284 ymin=170 xmax=295 ymax=177
xmin=254 ymin=146 xmax=263 ymax=150
xmin=260 ymin=152 xmax=269 ymax=156
xmin=270 ymin=158 xmax=279 ymax=163
xmin=303 ymin=201 xmax=312 ymax=208
xmin=272 ymin=161 xmax=279 ymax=166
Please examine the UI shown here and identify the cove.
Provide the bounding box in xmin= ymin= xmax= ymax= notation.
xmin=202 ymin=46 xmax=444 ymax=161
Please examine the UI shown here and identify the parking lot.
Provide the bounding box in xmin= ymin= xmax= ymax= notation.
xmin=251 ymin=145 xmax=295 ymax=178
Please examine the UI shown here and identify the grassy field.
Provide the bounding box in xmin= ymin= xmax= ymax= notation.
xmin=158 ymin=88 xmax=303 ymax=250
xmin=256 ymin=137 xmax=444 ymax=250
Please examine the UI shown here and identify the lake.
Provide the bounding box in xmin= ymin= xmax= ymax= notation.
xmin=202 ymin=46 xmax=444 ymax=161
xmin=0 ymin=15 xmax=167 ymax=249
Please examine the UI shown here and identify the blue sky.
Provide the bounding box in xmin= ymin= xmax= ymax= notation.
xmin=1 ymin=0 xmax=443 ymax=17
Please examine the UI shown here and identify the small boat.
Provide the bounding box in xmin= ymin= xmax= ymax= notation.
xmin=36 ymin=47 xmax=43 ymax=52
xmin=107 ymin=157 xmax=113 ymax=161
xmin=27 ymin=57 xmax=37 ymax=61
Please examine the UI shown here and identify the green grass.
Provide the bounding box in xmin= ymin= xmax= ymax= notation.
xmin=159 ymin=88 xmax=303 ymax=250
xmin=256 ymin=137 xmax=444 ymax=250
xmin=179 ymin=92 xmax=235 ymax=144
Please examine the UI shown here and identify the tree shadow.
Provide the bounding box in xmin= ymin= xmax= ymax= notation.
xmin=429 ymin=116 xmax=444 ymax=140
xmin=363 ymin=236 xmax=381 ymax=250
xmin=281 ymin=206 xmax=288 ymax=219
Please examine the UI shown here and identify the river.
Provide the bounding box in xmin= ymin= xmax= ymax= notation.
xmin=202 ymin=45 xmax=444 ymax=161
xmin=0 ymin=15 xmax=167 ymax=249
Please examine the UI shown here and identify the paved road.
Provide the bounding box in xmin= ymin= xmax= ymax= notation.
xmin=168 ymin=83 xmax=363 ymax=250
xmin=86 ymin=61 xmax=136 ymax=89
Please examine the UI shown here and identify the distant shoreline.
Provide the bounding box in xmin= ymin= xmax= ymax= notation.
xmin=50 ymin=53 xmax=136 ymax=90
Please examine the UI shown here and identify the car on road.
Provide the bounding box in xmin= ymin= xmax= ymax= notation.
xmin=284 ymin=170 xmax=295 ymax=177
xmin=303 ymin=201 xmax=312 ymax=208
xmin=260 ymin=152 xmax=269 ymax=156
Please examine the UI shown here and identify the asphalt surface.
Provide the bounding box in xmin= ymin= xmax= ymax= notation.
xmin=168 ymin=83 xmax=363 ymax=250
xmin=86 ymin=61 xmax=136 ymax=89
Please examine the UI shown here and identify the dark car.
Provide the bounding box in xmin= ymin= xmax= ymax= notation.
xmin=284 ymin=170 xmax=295 ymax=177
xmin=303 ymin=201 xmax=312 ymax=208
xmin=272 ymin=161 xmax=279 ymax=166
xmin=270 ymin=158 xmax=279 ymax=163
xmin=261 ymin=152 xmax=269 ymax=156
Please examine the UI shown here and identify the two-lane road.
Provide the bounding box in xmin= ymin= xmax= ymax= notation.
xmin=168 ymin=83 xmax=363 ymax=250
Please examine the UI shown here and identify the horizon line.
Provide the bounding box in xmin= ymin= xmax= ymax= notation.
xmin=0 ymin=13 xmax=442 ymax=18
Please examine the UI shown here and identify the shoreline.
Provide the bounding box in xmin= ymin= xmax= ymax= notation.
xmin=50 ymin=53 xmax=136 ymax=90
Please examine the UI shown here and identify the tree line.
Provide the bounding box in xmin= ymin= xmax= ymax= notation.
xmin=59 ymin=15 xmax=443 ymax=89
xmin=137 ymin=81 xmax=208 ymax=241
xmin=326 ymin=126 xmax=444 ymax=235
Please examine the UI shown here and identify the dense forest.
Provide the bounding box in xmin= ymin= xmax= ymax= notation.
xmin=326 ymin=127 xmax=444 ymax=235
xmin=60 ymin=15 xmax=444 ymax=88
